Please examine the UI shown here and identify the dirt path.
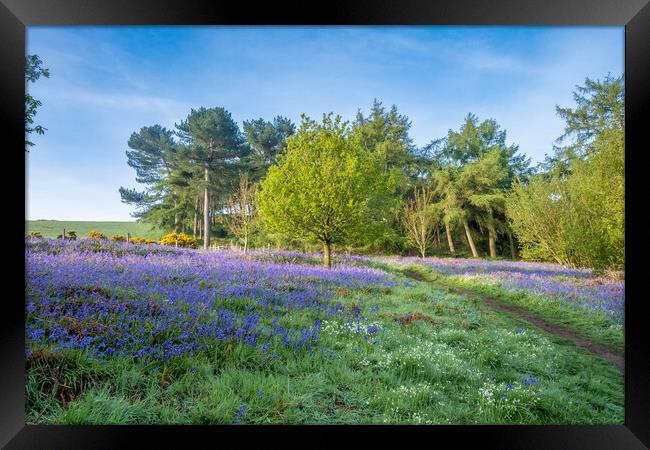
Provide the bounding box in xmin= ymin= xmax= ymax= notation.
xmin=402 ymin=270 xmax=624 ymax=374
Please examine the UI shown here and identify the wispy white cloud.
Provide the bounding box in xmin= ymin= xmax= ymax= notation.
xmin=38 ymin=86 xmax=190 ymax=115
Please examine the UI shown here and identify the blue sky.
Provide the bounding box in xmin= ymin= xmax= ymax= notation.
xmin=26 ymin=26 xmax=623 ymax=221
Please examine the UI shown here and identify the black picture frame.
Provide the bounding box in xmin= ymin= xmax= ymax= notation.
xmin=3 ymin=0 xmax=649 ymax=448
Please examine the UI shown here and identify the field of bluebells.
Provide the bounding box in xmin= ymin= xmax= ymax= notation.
xmin=25 ymin=239 xmax=623 ymax=424
xmin=26 ymin=239 xmax=392 ymax=364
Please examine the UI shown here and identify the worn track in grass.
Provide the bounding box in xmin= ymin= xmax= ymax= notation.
xmin=402 ymin=269 xmax=624 ymax=374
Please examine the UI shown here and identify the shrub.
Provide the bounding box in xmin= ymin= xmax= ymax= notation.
xmin=88 ymin=231 xmax=106 ymax=239
xmin=160 ymin=232 xmax=197 ymax=249
xmin=130 ymin=237 xmax=157 ymax=245
xmin=27 ymin=232 xmax=43 ymax=239
xmin=111 ymin=235 xmax=126 ymax=242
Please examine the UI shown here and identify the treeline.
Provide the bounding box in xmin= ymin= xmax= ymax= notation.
xmin=120 ymin=74 xmax=624 ymax=270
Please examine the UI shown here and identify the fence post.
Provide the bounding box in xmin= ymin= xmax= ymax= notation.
xmin=127 ymin=232 xmax=130 ymax=244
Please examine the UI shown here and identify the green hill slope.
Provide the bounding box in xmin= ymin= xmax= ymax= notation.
xmin=26 ymin=220 xmax=165 ymax=240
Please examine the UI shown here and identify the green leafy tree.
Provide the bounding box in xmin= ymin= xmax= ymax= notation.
xmin=507 ymin=75 xmax=624 ymax=269
xmin=353 ymin=99 xmax=413 ymax=172
xmin=431 ymin=113 xmax=530 ymax=183
xmin=25 ymin=54 xmax=50 ymax=150
xmin=352 ymin=100 xmax=415 ymax=252
xmin=223 ymin=173 xmax=258 ymax=253
xmin=565 ymin=127 xmax=624 ymax=268
xmin=506 ymin=175 xmax=570 ymax=265
xmin=401 ymin=184 xmax=440 ymax=258
xmin=257 ymin=113 xmax=391 ymax=267
xmin=175 ymin=107 xmax=248 ymax=249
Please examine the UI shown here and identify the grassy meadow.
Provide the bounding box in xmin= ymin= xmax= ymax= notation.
xmin=26 ymin=220 xmax=165 ymax=241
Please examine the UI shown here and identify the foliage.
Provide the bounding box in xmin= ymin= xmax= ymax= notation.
xmin=243 ymin=116 xmax=295 ymax=178
xmin=353 ymin=99 xmax=414 ymax=173
xmin=27 ymin=232 xmax=43 ymax=239
xmin=118 ymin=125 xmax=184 ymax=231
xmin=428 ymin=113 xmax=531 ymax=184
xmin=506 ymin=176 xmax=568 ymax=265
xmin=223 ymin=174 xmax=258 ymax=252
xmin=257 ymin=114 xmax=393 ymax=267
xmin=552 ymin=74 xmax=624 ymax=166
xmin=159 ymin=232 xmax=197 ymax=248
xmin=507 ymin=76 xmax=624 ymax=270
xmin=112 ymin=77 xmax=621 ymax=268
xmin=25 ymin=54 xmax=50 ymax=150
xmin=351 ymin=100 xmax=416 ymax=253
xmin=401 ymin=184 xmax=440 ymax=258
xmin=427 ymin=113 xmax=532 ymax=259
xmin=111 ymin=235 xmax=126 ymax=242
xmin=88 ymin=231 xmax=107 ymax=239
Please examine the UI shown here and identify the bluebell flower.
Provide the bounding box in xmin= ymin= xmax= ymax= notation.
xmin=501 ymin=393 xmax=507 ymax=399
xmin=236 ymin=404 xmax=247 ymax=416
xmin=257 ymin=389 xmax=263 ymax=397
xmin=521 ymin=375 xmax=539 ymax=386
xmin=506 ymin=384 xmax=513 ymax=390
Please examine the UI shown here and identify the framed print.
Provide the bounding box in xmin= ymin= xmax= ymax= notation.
xmin=2 ymin=0 xmax=649 ymax=448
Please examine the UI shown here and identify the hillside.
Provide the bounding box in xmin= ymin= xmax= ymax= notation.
xmin=26 ymin=220 xmax=165 ymax=240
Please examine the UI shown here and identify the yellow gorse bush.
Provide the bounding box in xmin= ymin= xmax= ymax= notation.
xmin=27 ymin=232 xmax=43 ymax=238
xmin=160 ymin=232 xmax=197 ymax=249
xmin=88 ymin=231 xmax=107 ymax=239
xmin=112 ymin=234 xmax=126 ymax=241
xmin=130 ymin=237 xmax=157 ymax=245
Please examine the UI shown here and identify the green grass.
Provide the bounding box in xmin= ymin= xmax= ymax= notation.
xmin=397 ymin=263 xmax=624 ymax=354
xmin=26 ymin=220 xmax=165 ymax=241
xmin=26 ymin=272 xmax=623 ymax=425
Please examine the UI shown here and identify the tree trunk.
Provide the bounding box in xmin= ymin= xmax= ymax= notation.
xmin=193 ymin=197 xmax=198 ymax=238
xmin=203 ymin=164 xmax=210 ymax=250
xmin=487 ymin=223 xmax=497 ymax=258
xmin=508 ymin=230 xmax=518 ymax=260
xmin=323 ymin=240 xmax=332 ymax=268
xmin=463 ymin=219 xmax=479 ymax=258
xmin=445 ymin=222 xmax=456 ymax=255
xmin=174 ymin=198 xmax=179 ymax=233
xmin=243 ymin=233 xmax=248 ymax=254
